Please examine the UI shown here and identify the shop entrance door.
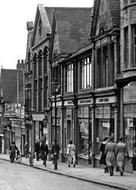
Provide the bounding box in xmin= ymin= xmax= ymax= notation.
xmin=133 ymin=119 xmax=136 ymax=171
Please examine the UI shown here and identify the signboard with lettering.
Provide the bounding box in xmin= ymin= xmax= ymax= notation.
xmin=96 ymin=96 xmax=116 ymax=104
xmin=64 ymin=100 xmax=73 ymax=106
xmin=78 ymin=98 xmax=93 ymax=105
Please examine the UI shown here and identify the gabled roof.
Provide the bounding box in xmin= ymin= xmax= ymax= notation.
xmin=51 ymin=7 xmax=93 ymax=55
xmin=91 ymin=0 xmax=120 ymax=37
xmin=31 ymin=4 xmax=52 ymax=47
xmin=0 ymin=69 xmax=23 ymax=103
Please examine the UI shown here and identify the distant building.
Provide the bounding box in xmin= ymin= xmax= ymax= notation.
xmin=0 ymin=60 xmax=25 ymax=154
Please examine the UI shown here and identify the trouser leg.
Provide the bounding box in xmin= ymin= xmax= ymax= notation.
xmin=72 ymin=155 xmax=76 ymax=167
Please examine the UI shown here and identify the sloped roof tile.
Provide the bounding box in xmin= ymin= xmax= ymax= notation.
xmin=45 ymin=7 xmax=92 ymax=55
xmin=1 ymin=69 xmax=23 ymax=103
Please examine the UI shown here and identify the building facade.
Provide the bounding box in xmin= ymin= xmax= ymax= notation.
xmin=24 ymin=1 xmax=136 ymax=172
xmin=116 ymin=0 xmax=136 ymax=171
xmin=0 ymin=60 xmax=25 ymax=154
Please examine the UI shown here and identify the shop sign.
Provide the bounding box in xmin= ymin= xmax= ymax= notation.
xmin=64 ymin=100 xmax=73 ymax=106
xmin=32 ymin=114 xmax=44 ymax=121
xmin=78 ymin=98 xmax=92 ymax=105
xmin=52 ymin=101 xmax=62 ymax=107
xmin=96 ymin=96 xmax=116 ymax=104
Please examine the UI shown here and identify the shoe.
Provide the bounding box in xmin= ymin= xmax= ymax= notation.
xmin=120 ymin=172 xmax=123 ymax=176
xmin=110 ymin=167 xmax=113 ymax=176
xmin=73 ymin=164 xmax=75 ymax=167
xmin=68 ymin=165 xmax=70 ymax=167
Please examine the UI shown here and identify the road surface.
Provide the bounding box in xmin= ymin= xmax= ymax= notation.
xmin=0 ymin=160 xmax=117 ymax=190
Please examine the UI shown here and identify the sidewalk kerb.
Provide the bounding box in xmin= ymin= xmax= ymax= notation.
xmin=0 ymin=157 xmax=135 ymax=190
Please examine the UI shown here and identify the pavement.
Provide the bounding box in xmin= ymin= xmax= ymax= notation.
xmin=0 ymin=154 xmax=136 ymax=190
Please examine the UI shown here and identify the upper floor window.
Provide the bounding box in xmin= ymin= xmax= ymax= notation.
xmin=123 ymin=0 xmax=128 ymax=6
xmin=132 ymin=25 xmax=136 ymax=67
xmin=52 ymin=66 xmax=61 ymax=95
xmin=96 ymin=44 xmax=114 ymax=88
xmin=38 ymin=19 xmax=42 ymax=37
xmin=124 ymin=27 xmax=129 ymax=68
xmin=65 ymin=64 xmax=73 ymax=93
xmin=131 ymin=0 xmax=136 ymax=3
xmin=79 ymin=57 xmax=92 ymax=90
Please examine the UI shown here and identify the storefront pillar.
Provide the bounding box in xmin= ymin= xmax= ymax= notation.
xmin=91 ymin=104 xmax=95 ymax=167
xmin=60 ymin=105 xmax=65 ymax=162
xmin=113 ymin=104 xmax=118 ymax=142
xmin=73 ymin=105 xmax=78 ymax=154
xmin=120 ymin=87 xmax=124 ymax=138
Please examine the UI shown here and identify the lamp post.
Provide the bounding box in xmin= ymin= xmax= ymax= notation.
xmin=52 ymin=82 xmax=60 ymax=170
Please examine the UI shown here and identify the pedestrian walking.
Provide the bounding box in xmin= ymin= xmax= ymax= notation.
xmin=24 ymin=143 xmax=29 ymax=158
xmin=100 ymin=137 xmax=108 ymax=173
xmin=9 ymin=141 xmax=19 ymax=163
xmin=51 ymin=140 xmax=60 ymax=163
xmin=67 ymin=140 xmax=76 ymax=167
xmin=34 ymin=141 xmax=40 ymax=161
xmin=40 ymin=140 xmax=49 ymax=167
xmin=116 ymin=137 xmax=129 ymax=176
xmin=105 ymin=136 xmax=116 ymax=176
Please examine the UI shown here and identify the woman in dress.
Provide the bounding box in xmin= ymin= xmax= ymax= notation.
xmin=116 ymin=137 xmax=129 ymax=176
xmin=105 ymin=136 xmax=116 ymax=176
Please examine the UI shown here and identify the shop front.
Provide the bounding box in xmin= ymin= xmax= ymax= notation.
xmin=51 ymin=101 xmax=62 ymax=147
xmin=63 ymin=100 xmax=74 ymax=156
xmin=32 ymin=113 xmax=45 ymax=151
xmin=123 ymin=82 xmax=136 ymax=171
xmin=95 ymin=96 xmax=117 ymax=165
xmin=77 ymin=98 xmax=92 ymax=165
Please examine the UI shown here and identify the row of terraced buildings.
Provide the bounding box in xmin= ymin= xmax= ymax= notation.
xmin=1 ymin=0 xmax=136 ymax=172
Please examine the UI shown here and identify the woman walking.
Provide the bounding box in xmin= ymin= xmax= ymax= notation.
xmin=67 ymin=140 xmax=76 ymax=167
xmin=40 ymin=140 xmax=49 ymax=167
xmin=100 ymin=137 xmax=108 ymax=173
xmin=116 ymin=137 xmax=129 ymax=176
xmin=105 ymin=136 xmax=116 ymax=176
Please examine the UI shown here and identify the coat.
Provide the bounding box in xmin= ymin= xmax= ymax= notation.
xmin=116 ymin=142 xmax=128 ymax=167
xmin=10 ymin=144 xmax=19 ymax=159
xmin=100 ymin=142 xmax=107 ymax=165
xmin=51 ymin=143 xmax=60 ymax=159
xmin=34 ymin=142 xmax=40 ymax=153
xmin=40 ymin=143 xmax=49 ymax=160
xmin=105 ymin=141 xmax=116 ymax=167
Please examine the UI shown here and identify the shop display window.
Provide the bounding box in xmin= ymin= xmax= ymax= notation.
xmin=95 ymin=120 xmax=110 ymax=155
xmin=78 ymin=106 xmax=91 ymax=156
xmin=79 ymin=118 xmax=89 ymax=155
xmin=124 ymin=118 xmax=135 ymax=157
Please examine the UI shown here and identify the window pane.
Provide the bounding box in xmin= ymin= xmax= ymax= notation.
xmin=79 ymin=56 xmax=92 ymax=90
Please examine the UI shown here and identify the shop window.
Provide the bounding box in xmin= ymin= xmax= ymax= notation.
xmin=95 ymin=119 xmax=113 ymax=156
xmin=78 ymin=106 xmax=91 ymax=156
xmin=124 ymin=118 xmax=134 ymax=157
xmin=65 ymin=64 xmax=73 ymax=93
xmin=79 ymin=119 xmax=89 ymax=155
xmin=79 ymin=56 xmax=92 ymax=90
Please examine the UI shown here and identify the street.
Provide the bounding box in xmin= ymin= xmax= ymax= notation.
xmin=0 ymin=160 xmax=117 ymax=190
